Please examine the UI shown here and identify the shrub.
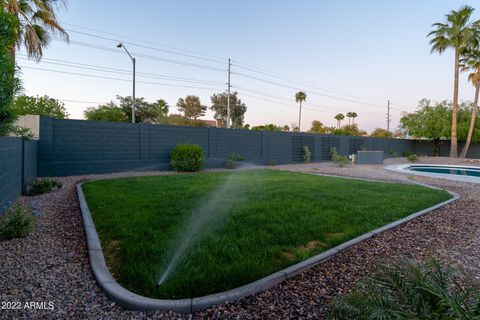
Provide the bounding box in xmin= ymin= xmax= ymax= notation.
xmin=407 ymin=153 xmax=418 ymax=163
xmin=328 ymin=258 xmax=480 ymax=319
xmin=403 ymin=150 xmax=415 ymax=157
xmin=225 ymin=153 xmax=245 ymax=169
xmin=388 ymin=149 xmax=397 ymax=157
xmin=330 ymin=147 xmax=349 ymax=167
xmin=170 ymin=144 xmax=205 ymax=172
xmin=303 ymin=146 xmax=311 ymax=163
xmin=27 ymin=179 xmax=62 ymax=196
xmin=265 ymin=159 xmax=277 ymax=166
xmin=0 ymin=205 xmax=35 ymax=240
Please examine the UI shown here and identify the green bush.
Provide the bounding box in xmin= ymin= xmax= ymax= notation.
xmin=0 ymin=205 xmax=35 ymax=240
xmin=27 ymin=179 xmax=62 ymax=196
xmin=265 ymin=159 xmax=277 ymax=166
xmin=225 ymin=153 xmax=245 ymax=169
xmin=407 ymin=153 xmax=418 ymax=163
xmin=170 ymin=144 xmax=205 ymax=172
xmin=330 ymin=147 xmax=349 ymax=167
xmin=403 ymin=150 xmax=415 ymax=157
xmin=303 ymin=145 xmax=311 ymax=163
xmin=328 ymin=258 xmax=480 ymax=319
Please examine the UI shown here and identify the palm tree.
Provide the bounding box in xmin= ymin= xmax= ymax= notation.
xmin=459 ymin=49 xmax=480 ymax=158
xmin=346 ymin=112 xmax=353 ymax=125
xmin=334 ymin=113 xmax=345 ymax=129
xmin=351 ymin=112 xmax=358 ymax=124
xmin=295 ymin=91 xmax=307 ymax=131
xmin=428 ymin=5 xmax=480 ymax=157
xmin=2 ymin=0 xmax=69 ymax=61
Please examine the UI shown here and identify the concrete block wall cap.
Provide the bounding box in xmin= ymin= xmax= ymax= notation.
xmin=76 ymin=176 xmax=460 ymax=313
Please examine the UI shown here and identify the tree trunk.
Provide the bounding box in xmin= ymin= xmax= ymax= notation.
xmin=434 ymin=139 xmax=440 ymax=156
xmin=459 ymin=83 xmax=479 ymax=158
xmin=298 ymin=101 xmax=302 ymax=132
xmin=450 ymin=48 xmax=460 ymax=157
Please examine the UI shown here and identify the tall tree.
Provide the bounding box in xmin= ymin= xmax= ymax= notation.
xmin=84 ymin=102 xmax=126 ymax=122
xmin=428 ymin=5 xmax=480 ymax=157
xmin=176 ymin=95 xmax=206 ymax=119
xmin=334 ymin=113 xmax=345 ymax=129
xmin=400 ymin=99 xmax=451 ymax=156
xmin=118 ymin=96 xmax=169 ymax=123
xmin=295 ymin=91 xmax=307 ymax=131
xmin=0 ymin=10 xmax=18 ymax=136
xmin=350 ymin=112 xmax=358 ymax=124
xmin=2 ymin=0 xmax=69 ymax=61
xmin=12 ymin=95 xmax=69 ymax=118
xmin=346 ymin=112 xmax=353 ymax=125
xmin=459 ymin=49 xmax=480 ymax=157
xmin=210 ymin=92 xmax=247 ymax=128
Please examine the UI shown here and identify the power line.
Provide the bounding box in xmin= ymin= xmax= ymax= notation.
xmin=65 ymin=28 xmax=226 ymax=65
xmin=62 ymin=22 xmax=226 ymax=61
xmin=18 ymin=56 xmax=225 ymax=85
xmin=19 ymin=65 xmax=224 ymax=91
xmin=233 ymin=71 xmax=387 ymax=108
xmin=231 ymin=61 xmax=387 ymax=105
xmin=56 ymin=39 xmax=226 ymax=73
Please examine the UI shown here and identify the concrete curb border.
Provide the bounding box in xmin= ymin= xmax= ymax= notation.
xmin=77 ymin=176 xmax=460 ymax=313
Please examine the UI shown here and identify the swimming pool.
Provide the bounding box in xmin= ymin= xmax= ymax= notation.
xmin=387 ymin=164 xmax=480 ymax=183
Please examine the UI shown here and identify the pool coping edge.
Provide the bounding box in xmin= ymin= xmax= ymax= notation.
xmin=76 ymin=178 xmax=459 ymax=313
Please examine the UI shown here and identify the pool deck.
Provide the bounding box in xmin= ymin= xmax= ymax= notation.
xmin=1 ymin=156 xmax=480 ymax=319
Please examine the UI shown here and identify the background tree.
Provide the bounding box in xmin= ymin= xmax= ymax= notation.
xmin=12 ymin=95 xmax=69 ymax=118
xmin=2 ymin=0 xmax=69 ymax=61
xmin=84 ymin=102 xmax=126 ymax=122
xmin=370 ymin=128 xmax=393 ymax=138
xmin=335 ymin=124 xmax=366 ymax=136
xmin=295 ymin=91 xmax=307 ymax=131
xmin=283 ymin=125 xmax=290 ymax=131
xmin=400 ymin=99 xmax=451 ymax=156
xmin=210 ymin=92 xmax=247 ymax=128
xmin=176 ymin=95 xmax=206 ymax=119
xmin=428 ymin=5 xmax=480 ymax=157
xmin=346 ymin=112 xmax=355 ymax=125
xmin=251 ymin=124 xmax=283 ymax=131
xmin=334 ymin=113 xmax=345 ymax=129
xmin=350 ymin=112 xmax=358 ymax=124
xmin=309 ymin=120 xmax=334 ymax=134
xmin=459 ymin=49 xmax=480 ymax=157
xmin=163 ymin=114 xmax=209 ymax=127
xmin=119 ymin=96 xmax=169 ymax=123
xmin=0 ymin=11 xmax=18 ymax=136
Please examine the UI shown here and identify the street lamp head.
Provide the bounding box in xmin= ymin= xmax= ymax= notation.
xmin=117 ymin=43 xmax=123 ymax=48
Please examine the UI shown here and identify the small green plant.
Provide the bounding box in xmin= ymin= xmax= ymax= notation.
xmin=330 ymin=147 xmax=349 ymax=167
xmin=388 ymin=149 xmax=397 ymax=157
xmin=225 ymin=153 xmax=245 ymax=169
xmin=265 ymin=159 xmax=277 ymax=166
xmin=328 ymin=258 xmax=480 ymax=319
xmin=27 ymin=179 xmax=62 ymax=196
xmin=170 ymin=144 xmax=205 ymax=172
xmin=403 ymin=150 xmax=415 ymax=157
xmin=0 ymin=205 xmax=35 ymax=240
xmin=407 ymin=153 xmax=418 ymax=162
xmin=303 ymin=145 xmax=311 ymax=163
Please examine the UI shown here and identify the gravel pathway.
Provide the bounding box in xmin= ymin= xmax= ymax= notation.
xmin=1 ymin=157 xmax=479 ymax=319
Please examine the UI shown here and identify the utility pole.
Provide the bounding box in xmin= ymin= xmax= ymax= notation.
xmin=117 ymin=42 xmax=136 ymax=123
xmin=387 ymin=100 xmax=391 ymax=132
xmin=226 ymin=58 xmax=231 ymax=129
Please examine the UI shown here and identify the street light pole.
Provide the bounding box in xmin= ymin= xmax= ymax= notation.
xmin=117 ymin=42 xmax=136 ymax=123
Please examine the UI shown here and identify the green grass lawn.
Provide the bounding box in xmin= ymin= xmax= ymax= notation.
xmin=82 ymin=169 xmax=451 ymax=299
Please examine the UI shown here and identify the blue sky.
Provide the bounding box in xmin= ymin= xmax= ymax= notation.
xmin=17 ymin=0 xmax=480 ymax=132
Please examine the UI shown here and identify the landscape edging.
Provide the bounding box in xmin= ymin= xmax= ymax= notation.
xmin=76 ymin=177 xmax=459 ymax=313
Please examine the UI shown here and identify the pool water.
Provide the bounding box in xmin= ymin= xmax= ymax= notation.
xmin=409 ymin=165 xmax=480 ymax=177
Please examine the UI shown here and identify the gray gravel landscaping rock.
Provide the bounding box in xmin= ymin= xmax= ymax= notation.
xmin=1 ymin=157 xmax=479 ymax=319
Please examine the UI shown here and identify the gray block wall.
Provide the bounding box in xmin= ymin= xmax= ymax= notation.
xmin=0 ymin=138 xmax=37 ymax=214
xmin=37 ymin=117 xmax=422 ymax=177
